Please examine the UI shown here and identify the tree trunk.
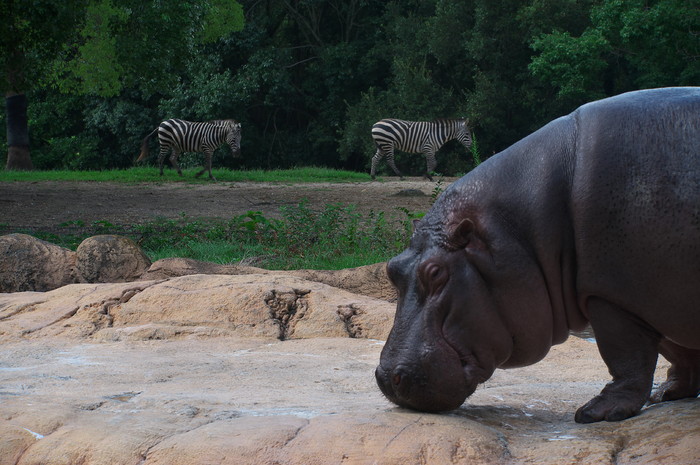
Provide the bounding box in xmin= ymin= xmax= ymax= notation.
xmin=5 ymin=92 xmax=33 ymax=170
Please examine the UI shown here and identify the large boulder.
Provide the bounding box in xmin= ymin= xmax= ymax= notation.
xmin=0 ymin=274 xmax=395 ymax=341
xmin=76 ymin=234 xmax=151 ymax=283
xmin=0 ymin=233 xmax=78 ymax=293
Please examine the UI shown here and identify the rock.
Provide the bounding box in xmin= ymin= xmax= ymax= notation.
xmin=76 ymin=235 xmax=151 ymax=283
xmin=393 ymin=188 xmax=426 ymax=197
xmin=0 ymin=274 xmax=394 ymax=341
xmin=138 ymin=257 xmax=254 ymax=280
xmin=0 ymin=233 xmax=78 ymax=293
xmin=140 ymin=258 xmax=397 ymax=301
xmin=0 ymin=321 xmax=697 ymax=463
xmin=0 ymin=275 xmax=697 ymax=464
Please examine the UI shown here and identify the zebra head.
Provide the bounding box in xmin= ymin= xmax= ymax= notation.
xmin=456 ymin=119 xmax=472 ymax=149
xmin=225 ymin=121 xmax=242 ymax=155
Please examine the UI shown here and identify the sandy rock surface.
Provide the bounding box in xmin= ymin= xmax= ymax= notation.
xmin=139 ymin=257 xmax=397 ymax=301
xmin=1 ymin=274 xmax=698 ymax=464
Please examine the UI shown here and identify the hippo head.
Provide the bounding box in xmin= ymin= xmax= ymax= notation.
xmin=376 ymin=210 xmax=555 ymax=412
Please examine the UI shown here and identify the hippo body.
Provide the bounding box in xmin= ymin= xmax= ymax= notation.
xmin=376 ymin=87 xmax=700 ymax=423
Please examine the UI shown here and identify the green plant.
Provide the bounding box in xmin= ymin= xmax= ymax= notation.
xmin=430 ymin=173 xmax=444 ymax=203
xmin=470 ymin=132 xmax=482 ymax=167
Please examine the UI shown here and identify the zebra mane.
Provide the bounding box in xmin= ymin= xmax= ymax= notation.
xmin=208 ymin=119 xmax=240 ymax=127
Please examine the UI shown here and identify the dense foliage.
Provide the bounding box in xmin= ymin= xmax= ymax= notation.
xmin=2 ymin=0 xmax=698 ymax=175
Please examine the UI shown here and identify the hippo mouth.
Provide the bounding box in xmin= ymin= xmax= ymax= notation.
xmin=445 ymin=336 xmax=492 ymax=388
xmin=375 ymin=329 xmax=490 ymax=413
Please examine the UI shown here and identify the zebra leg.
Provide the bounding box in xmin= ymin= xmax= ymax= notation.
xmin=384 ymin=149 xmax=404 ymax=180
xmin=195 ymin=150 xmax=216 ymax=181
xmin=170 ymin=149 xmax=183 ymax=176
xmin=424 ymin=151 xmax=436 ymax=181
xmin=370 ymin=149 xmax=383 ymax=180
xmin=158 ymin=146 xmax=169 ymax=176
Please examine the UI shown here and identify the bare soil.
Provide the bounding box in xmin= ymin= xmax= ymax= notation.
xmin=0 ymin=178 xmax=456 ymax=230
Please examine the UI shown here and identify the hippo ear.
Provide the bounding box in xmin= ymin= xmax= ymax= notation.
xmin=448 ymin=218 xmax=487 ymax=251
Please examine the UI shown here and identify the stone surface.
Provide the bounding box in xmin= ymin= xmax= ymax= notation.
xmin=0 ymin=274 xmax=394 ymax=342
xmin=0 ymin=233 xmax=78 ymax=293
xmin=140 ymin=257 xmax=397 ymax=301
xmin=76 ymin=235 xmax=151 ymax=283
xmin=0 ymin=274 xmax=698 ymax=464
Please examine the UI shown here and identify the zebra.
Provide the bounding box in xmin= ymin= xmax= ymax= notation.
xmin=137 ymin=118 xmax=241 ymax=181
xmin=370 ymin=118 xmax=472 ymax=181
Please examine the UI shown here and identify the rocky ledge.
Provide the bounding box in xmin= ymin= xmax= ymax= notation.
xmin=0 ymin=273 xmax=698 ymax=464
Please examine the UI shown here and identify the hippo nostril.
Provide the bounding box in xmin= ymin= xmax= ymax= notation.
xmin=392 ymin=373 xmax=402 ymax=386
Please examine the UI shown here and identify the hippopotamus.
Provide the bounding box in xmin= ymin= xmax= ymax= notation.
xmin=375 ymin=87 xmax=700 ymax=423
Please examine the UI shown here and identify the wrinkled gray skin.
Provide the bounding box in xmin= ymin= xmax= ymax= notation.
xmin=376 ymin=87 xmax=700 ymax=423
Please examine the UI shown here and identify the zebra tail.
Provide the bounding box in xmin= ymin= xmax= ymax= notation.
xmin=136 ymin=128 xmax=158 ymax=163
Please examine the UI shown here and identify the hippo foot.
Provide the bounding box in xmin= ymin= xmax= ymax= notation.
xmin=574 ymin=392 xmax=645 ymax=423
xmin=649 ymin=379 xmax=700 ymax=403
xmin=651 ymin=341 xmax=700 ymax=403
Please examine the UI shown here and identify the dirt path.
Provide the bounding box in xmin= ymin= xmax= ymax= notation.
xmin=0 ymin=178 xmax=456 ymax=230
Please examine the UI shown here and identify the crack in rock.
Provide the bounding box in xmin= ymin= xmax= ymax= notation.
xmin=20 ymin=306 xmax=79 ymax=335
xmin=100 ymin=285 xmax=149 ymax=320
xmin=336 ymin=304 xmax=364 ymax=338
xmin=610 ymin=434 xmax=629 ymax=464
xmin=264 ymin=288 xmax=310 ymax=340
xmin=0 ymin=302 xmax=47 ymax=321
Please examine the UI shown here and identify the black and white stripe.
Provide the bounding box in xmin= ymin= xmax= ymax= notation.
xmin=138 ymin=119 xmax=241 ymax=180
xmin=370 ymin=118 xmax=471 ymax=180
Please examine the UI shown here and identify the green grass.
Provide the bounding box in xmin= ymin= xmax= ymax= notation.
xmin=2 ymin=203 xmax=418 ymax=270
xmin=0 ymin=166 xmax=371 ymax=183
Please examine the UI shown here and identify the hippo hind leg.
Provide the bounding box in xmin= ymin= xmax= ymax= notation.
xmin=649 ymin=339 xmax=700 ymax=403
xmin=575 ymin=298 xmax=660 ymax=423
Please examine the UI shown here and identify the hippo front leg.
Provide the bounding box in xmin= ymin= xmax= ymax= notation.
xmin=575 ymin=297 xmax=660 ymax=423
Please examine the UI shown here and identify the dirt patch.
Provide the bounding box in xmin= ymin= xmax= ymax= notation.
xmin=0 ymin=178 xmax=455 ymax=230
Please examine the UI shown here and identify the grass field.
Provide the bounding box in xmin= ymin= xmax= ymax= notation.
xmin=0 ymin=166 xmax=371 ymax=184
xmin=1 ymin=167 xmax=419 ymax=269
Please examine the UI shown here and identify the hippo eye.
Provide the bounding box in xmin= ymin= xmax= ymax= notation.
xmin=419 ymin=261 xmax=448 ymax=295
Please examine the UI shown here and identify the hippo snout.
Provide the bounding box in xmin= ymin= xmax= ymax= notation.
xmin=375 ymin=362 xmax=472 ymax=413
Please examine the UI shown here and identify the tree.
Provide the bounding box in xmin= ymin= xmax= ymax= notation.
xmin=1 ymin=0 xmax=244 ymax=170
xmin=1 ymin=0 xmax=87 ymax=170
xmin=529 ymin=0 xmax=700 ymax=104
